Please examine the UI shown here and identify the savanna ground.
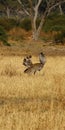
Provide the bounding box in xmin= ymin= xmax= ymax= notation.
xmin=0 ymin=38 xmax=65 ymax=130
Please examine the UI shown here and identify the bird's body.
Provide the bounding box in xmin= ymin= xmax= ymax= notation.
xmin=24 ymin=63 xmax=44 ymax=74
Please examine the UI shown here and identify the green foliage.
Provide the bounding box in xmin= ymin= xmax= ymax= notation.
xmin=3 ymin=41 xmax=11 ymax=46
xmin=0 ymin=25 xmax=10 ymax=46
xmin=11 ymin=35 xmax=25 ymax=41
xmin=43 ymin=15 xmax=65 ymax=32
xmin=0 ymin=18 xmax=18 ymax=31
xmin=19 ymin=18 xmax=31 ymax=31
xmin=50 ymin=25 xmax=65 ymax=31
xmin=0 ymin=25 xmax=7 ymax=42
xmin=41 ymin=37 xmax=50 ymax=42
xmin=36 ymin=18 xmax=41 ymax=28
xmin=53 ymin=31 xmax=65 ymax=44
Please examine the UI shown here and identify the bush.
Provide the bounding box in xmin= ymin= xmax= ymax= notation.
xmin=43 ymin=15 xmax=65 ymax=32
xmin=3 ymin=41 xmax=11 ymax=46
xmin=0 ymin=18 xmax=18 ymax=31
xmin=19 ymin=18 xmax=31 ymax=31
xmin=0 ymin=26 xmax=11 ymax=46
xmin=50 ymin=25 xmax=65 ymax=32
xmin=8 ymin=27 xmax=28 ymax=41
xmin=53 ymin=31 xmax=65 ymax=44
xmin=0 ymin=26 xmax=7 ymax=42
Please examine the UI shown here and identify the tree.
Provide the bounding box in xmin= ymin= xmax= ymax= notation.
xmin=0 ymin=0 xmax=21 ymax=18
xmin=17 ymin=0 xmax=65 ymax=40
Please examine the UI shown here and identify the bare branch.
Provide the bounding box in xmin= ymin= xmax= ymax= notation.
xmin=34 ymin=0 xmax=42 ymax=30
xmin=23 ymin=8 xmax=30 ymax=16
xmin=47 ymin=0 xmax=65 ymax=15
xmin=17 ymin=0 xmax=22 ymax=4
xmin=17 ymin=0 xmax=30 ymax=16
xmin=28 ymin=0 xmax=34 ymax=16
xmin=34 ymin=0 xmax=42 ymax=10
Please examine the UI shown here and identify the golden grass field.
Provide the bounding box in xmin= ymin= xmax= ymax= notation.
xmin=0 ymin=42 xmax=65 ymax=130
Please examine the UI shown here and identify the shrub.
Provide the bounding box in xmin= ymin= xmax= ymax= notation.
xmin=36 ymin=18 xmax=41 ymax=28
xmin=0 ymin=26 xmax=7 ymax=42
xmin=3 ymin=41 xmax=11 ymax=46
xmin=43 ymin=15 xmax=65 ymax=32
xmin=0 ymin=26 xmax=11 ymax=46
xmin=8 ymin=27 xmax=28 ymax=41
xmin=50 ymin=25 xmax=65 ymax=32
xmin=19 ymin=18 xmax=31 ymax=31
xmin=53 ymin=31 xmax=65 ymax=44
xmin=0 ymin=18 xmax=18 ymax=31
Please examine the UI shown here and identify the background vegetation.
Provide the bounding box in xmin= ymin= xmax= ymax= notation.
xmin=0 ymin=14 xmax=65 ymax=45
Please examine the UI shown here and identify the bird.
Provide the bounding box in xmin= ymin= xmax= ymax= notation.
xmin=23 ymin=52 xmax=46 ymax=75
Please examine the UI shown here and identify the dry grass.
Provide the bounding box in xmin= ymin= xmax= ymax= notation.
xmin=0 ymin=45 xmax=65 ymax=130
xmin=8 ymin=27 xmax=32 ymax=42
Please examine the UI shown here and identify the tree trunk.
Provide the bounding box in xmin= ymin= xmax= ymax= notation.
xmin=32 ymin=16 xmax=46 ymax=41
xmin=6 ymin=7 xmax=10 ymax=18
xmin=59 ymin=4 xmax=64 ymax=15
xmin=32 ymin=31 xmax=39 ymax=41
